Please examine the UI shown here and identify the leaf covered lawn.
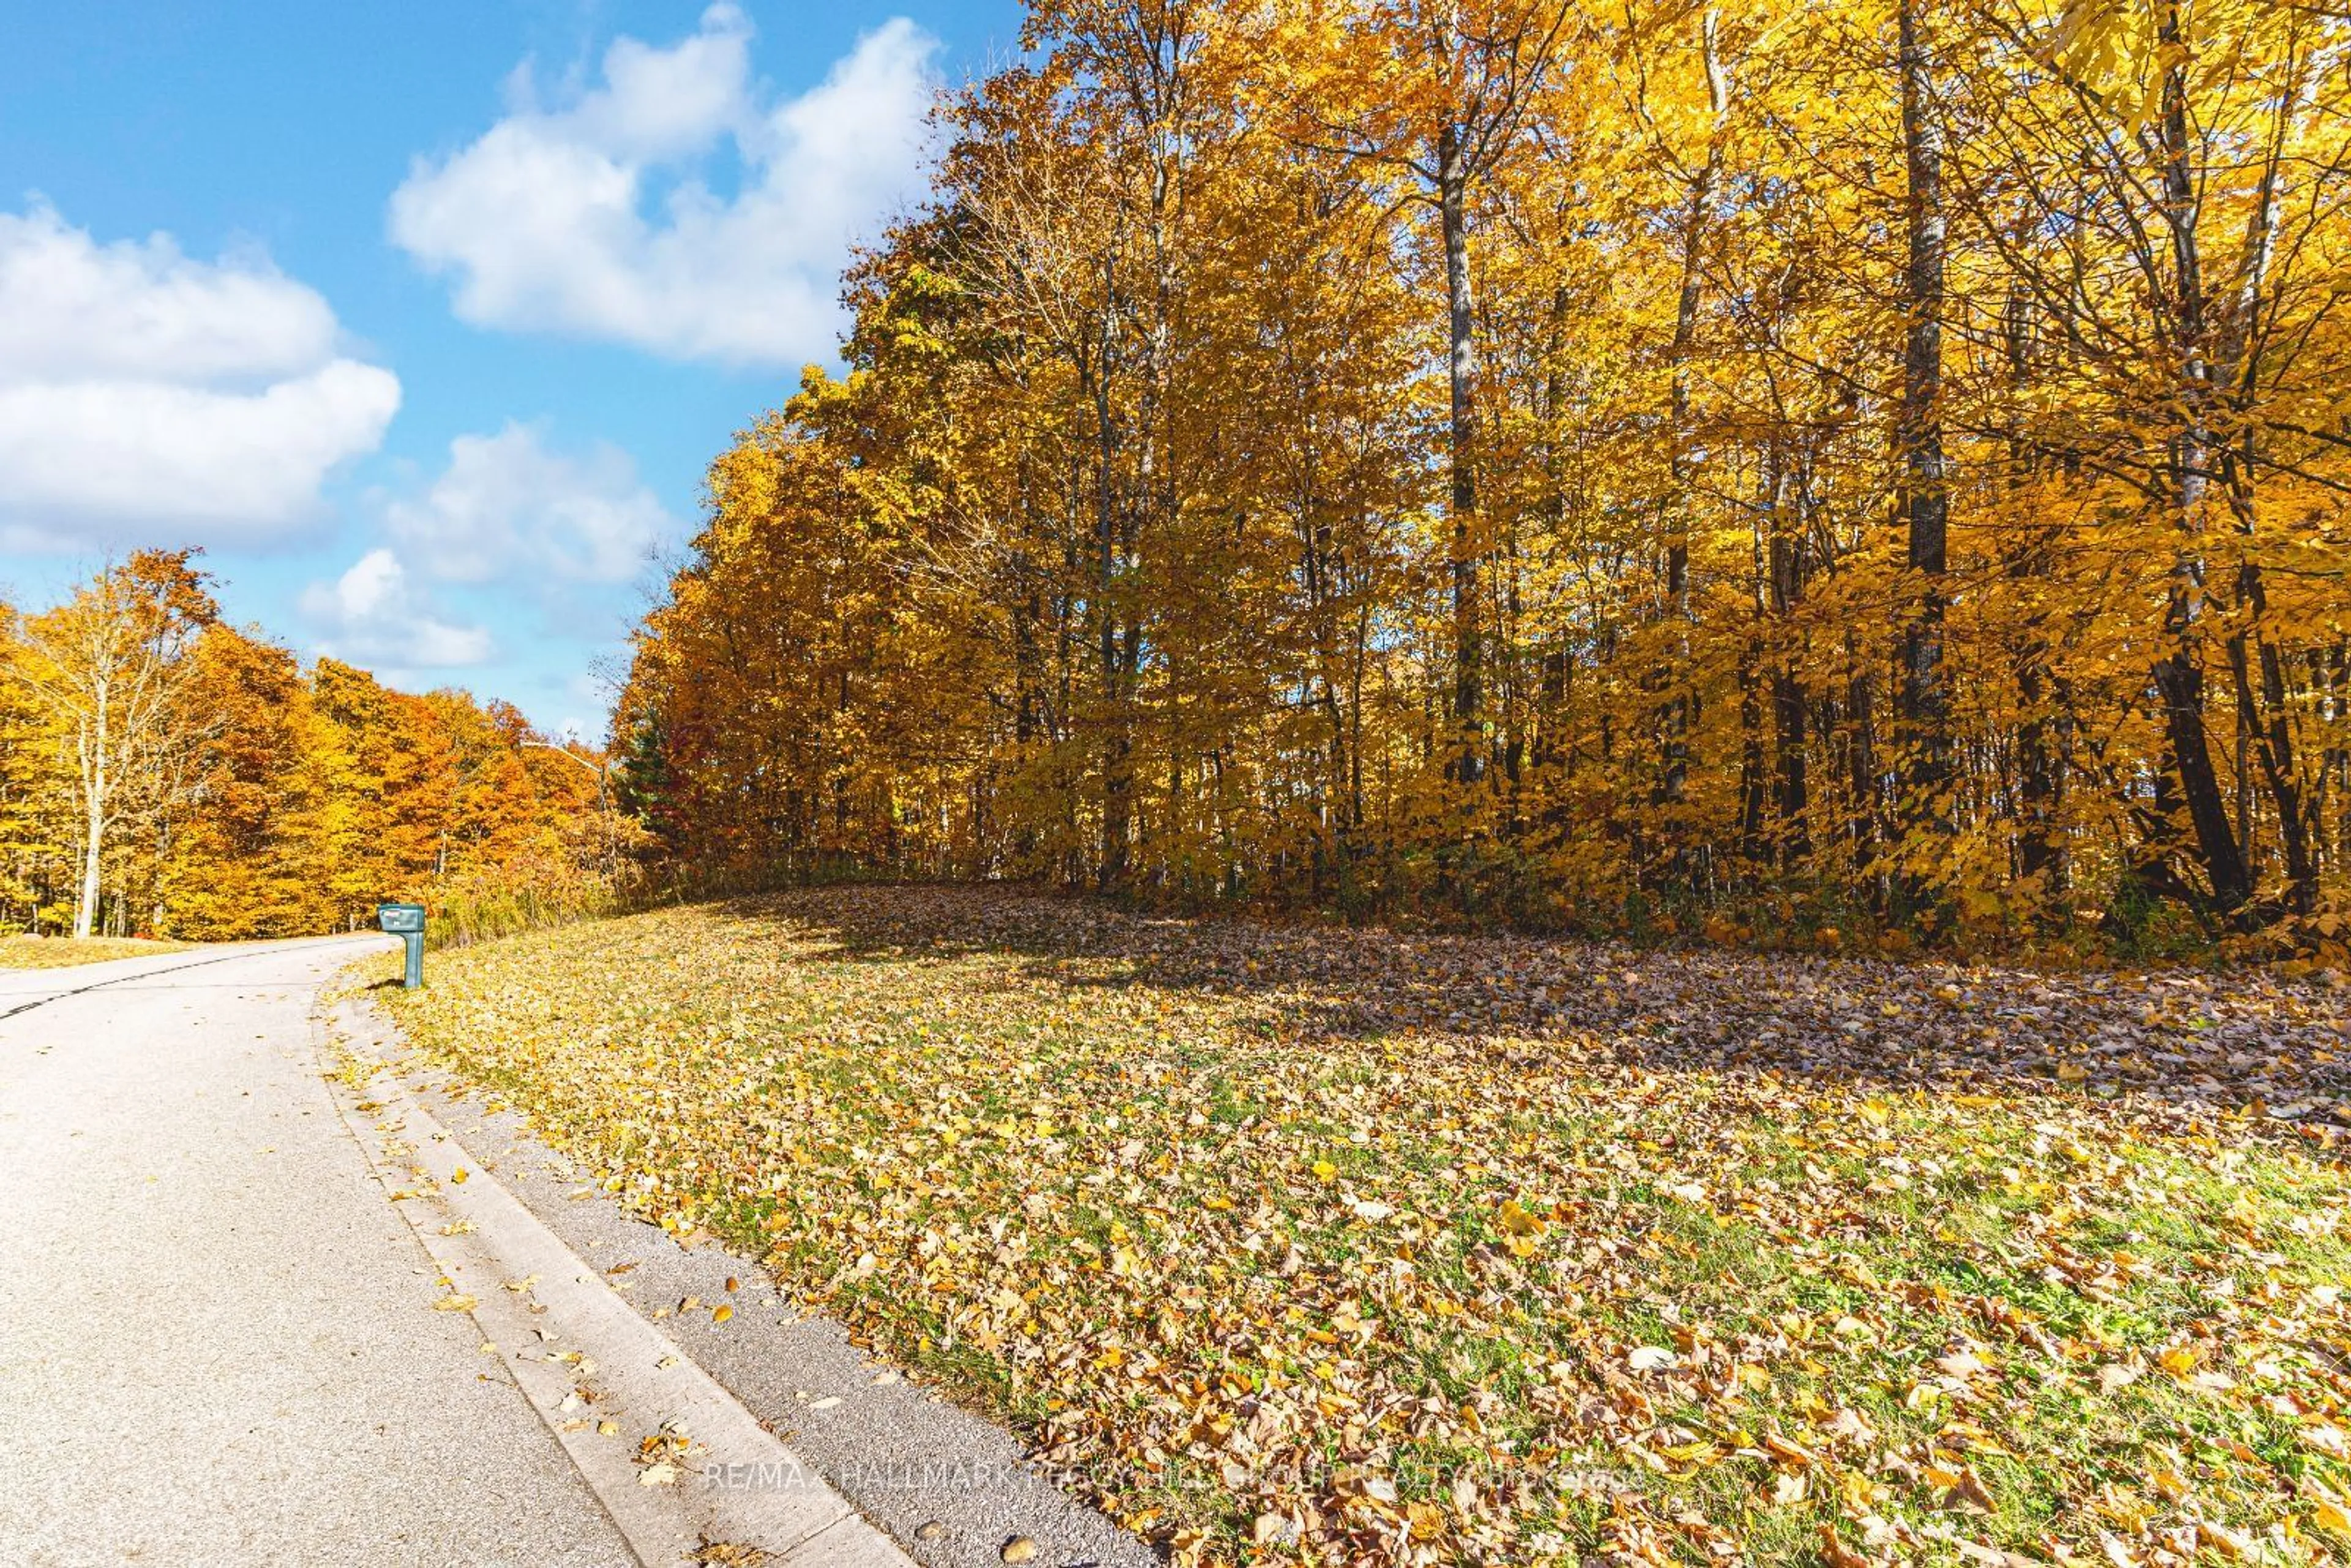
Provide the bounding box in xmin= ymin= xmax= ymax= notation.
xmin=380 ymin=887 xmax=2351 ymax=1567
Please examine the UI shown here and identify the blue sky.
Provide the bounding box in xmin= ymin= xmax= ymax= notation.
xmin=0 ymin=1 xmax=1021 ymax=737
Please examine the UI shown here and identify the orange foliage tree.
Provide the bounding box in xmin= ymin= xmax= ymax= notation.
xmin=618 ymin=0 xmax=2351 ymax=955
xmin=0 ymin=557 xmax=621 ymax=940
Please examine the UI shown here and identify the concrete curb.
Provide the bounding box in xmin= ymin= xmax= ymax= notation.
xmin=324 ymin=992 xmax=1157 ymax=1568
xmin=326 ymin=1005 xmax=913 ymax=1567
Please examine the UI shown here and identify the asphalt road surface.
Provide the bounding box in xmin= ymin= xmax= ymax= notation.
xmin=0 ymin=939 xmax=1144 ymax=1568
xmin=0 ymin=938 xmax=633 ymax=1567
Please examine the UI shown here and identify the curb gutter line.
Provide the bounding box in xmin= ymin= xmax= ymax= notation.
xmin=326 ymin=1032 xmax=914 ymax=1568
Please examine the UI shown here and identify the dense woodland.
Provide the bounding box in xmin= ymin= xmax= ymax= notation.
xmin=0 ymin=552 xmax=618 ymax=941
xmin=617 ymin=0 xmax=2351 ymax=955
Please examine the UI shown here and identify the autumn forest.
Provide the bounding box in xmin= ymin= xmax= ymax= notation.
xmin=619 ymin=0 xmax=2351 ymax=959
xmin=0 ymin=551 xmax=617 ymax=942
xmin=13 ymin=0 xmax=2351 ymax=961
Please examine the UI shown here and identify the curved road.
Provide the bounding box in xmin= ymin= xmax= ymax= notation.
xmin=0 ymin=939 xmax=632 ymax=1566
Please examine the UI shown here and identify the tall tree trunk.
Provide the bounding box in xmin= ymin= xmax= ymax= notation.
xmin=1847 ymin=644 xmax=1879 ymax=884
xmin=1895 ymin=0 xmax=1951 ymax=907
xmin=1090 ymin=326 xmax=1133 ymax=891
xmin=76 ymin=787 xmax=103 ymax=940
xmin=2001 ymin=289 xmax=2070 ymax=900
xmin=2150 ymin=0 xmax=2253 ymax=915
xmin=1737 ymin=649 xmax=1767 ymax=863
xmin=2227 ymin=558 xmax=2318 ymax=913
xmin=1768 ymin=460 xmax=1812 ymax=868
xmin=1664 ymin=8 xmax=1727 ymax=783
xmin=1439 ymin=120 xmax=1483 ymax=787
xmin=2216 ymin=135 xmax=2319 ymax=915
xmin=73 ymin=677 xmax=110 ymax=940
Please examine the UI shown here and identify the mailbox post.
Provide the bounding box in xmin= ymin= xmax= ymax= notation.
xmin=377 ymin=902 xmax=427 ymax=989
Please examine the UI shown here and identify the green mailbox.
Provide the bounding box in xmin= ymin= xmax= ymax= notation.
xmin=377 ymin=902 xmax=427 ymax=989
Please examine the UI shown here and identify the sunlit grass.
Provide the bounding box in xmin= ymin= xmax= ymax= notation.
xmin=378 ymin=887 xmax=2351 ymax=1566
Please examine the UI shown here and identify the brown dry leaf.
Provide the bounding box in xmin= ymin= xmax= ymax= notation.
xmin=689 ymin=1537 xmax=770 ymax=1567
xmin=1818 ymin=1525 xmax=1872 ymax=1568
xmin=2200 ymin=1520 xmax=2253 ymax=1559
xmin=1944 ymin=1467 xmax=1997 ymax=1512
xmin=1935 ymin=1348 xmax=1989 ymax=1380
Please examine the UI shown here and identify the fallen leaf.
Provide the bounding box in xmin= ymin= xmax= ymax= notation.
xmin=1818 ymin=1525 xmax=1871 ymax=1568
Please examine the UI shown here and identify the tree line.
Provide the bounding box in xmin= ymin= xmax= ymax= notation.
xmin=617 ymin=0 xmax=2351 ymax=952
xmin=1 ymin=552 xmax=622 ymax=941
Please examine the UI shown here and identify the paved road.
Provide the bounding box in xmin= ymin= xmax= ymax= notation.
xmin=0 ymin=939 xmax=632 ymax=1567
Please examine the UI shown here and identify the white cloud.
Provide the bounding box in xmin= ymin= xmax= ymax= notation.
xmin=389 ymin=6 xmax=937 ymax=366
xmin=0 ymin=203 xmax=400 ymax=549
xmin=298 ymin=548 xmax=492 ymax=669
xmin=384 ymin=422 xmax=675 ymax=586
